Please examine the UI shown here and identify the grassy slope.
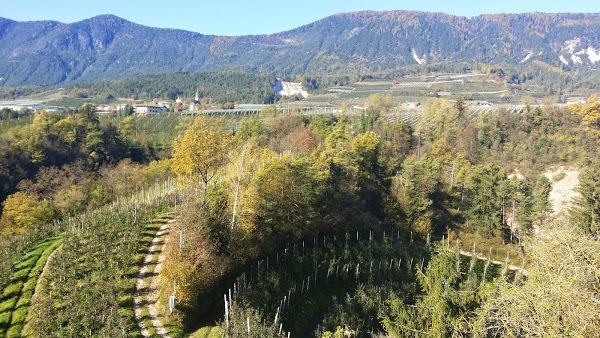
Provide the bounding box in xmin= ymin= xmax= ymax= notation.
xmin=0 ymin=236 xmax=62 ymax=337
xmin=133 ymin=213 xmax=185 ymax=338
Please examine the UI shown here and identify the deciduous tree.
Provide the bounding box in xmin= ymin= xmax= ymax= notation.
xmin=0 ymin=191 xmax=52 ymax=234
xmin=171 ymin=116 xmax=231 ymax=187
xmin=473 ymin=224 xmax=600 ymax=337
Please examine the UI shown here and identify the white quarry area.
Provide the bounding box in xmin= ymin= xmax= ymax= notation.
xmin=412 ymin=49 xmax=426 ymax=65
xmin=521 ymin=52 xmax=533 ymax=63
xmin=274 ymin=79 xmax=308 ymax=98
xmin=587 ymin=46 xmax=600 ymax=63
xmin=559 ymin=55 xmax=569 ymax=65
xmin=543 ymin=167 xmax=580 ymax=216
xmin=560 ymin=38 xmax=600 ymax=64
xmin=564 ymin=38 xmax=581 ymax=54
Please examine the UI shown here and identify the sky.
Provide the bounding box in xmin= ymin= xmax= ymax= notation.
xmin=3 ymin=0 xmax=600 ymax=36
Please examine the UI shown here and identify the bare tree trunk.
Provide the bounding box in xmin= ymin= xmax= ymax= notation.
xmin=231 ymin=144 xmax=247 ymax=230
xmin=450 ymin=158 xmax=456 ymax=190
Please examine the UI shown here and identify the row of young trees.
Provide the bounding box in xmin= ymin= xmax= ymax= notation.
xmin=26 ymin=180 xmax=180 ymax=337
xmin=215 ymin=214 xmax=599 ymax=337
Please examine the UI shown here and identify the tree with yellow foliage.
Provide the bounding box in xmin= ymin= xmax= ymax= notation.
xmin=367 ymin=93 xmax=394 ymax=115
xmin=171 ymin=116 xmax=231 ymax=187
xmin=473 ymin=223 xmax=600 ymax=337
xmin=570 ymin=95 xmax=600 ymax=137
xmin=416 ymin=99 xmax=464 ymax=145
xmin=0 ymin=191 xmax=53 ymax=234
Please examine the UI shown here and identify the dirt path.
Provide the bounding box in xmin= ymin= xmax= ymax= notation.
xmin=457 ymin=249 xmax=528 ymax=276
xmin=133 ymin=219 xmax=173 ymax=338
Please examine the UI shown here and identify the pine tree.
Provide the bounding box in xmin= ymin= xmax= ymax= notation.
xmin=570 ymin=161 xmax=600 ymax=234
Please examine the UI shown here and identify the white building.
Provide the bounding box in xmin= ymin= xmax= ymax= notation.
xmin=134 ymin=104 xmax=166 ymax=115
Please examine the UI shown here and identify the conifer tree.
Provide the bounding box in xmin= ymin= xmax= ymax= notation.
xmin=570 ymin=162 xmax=600 ymax=234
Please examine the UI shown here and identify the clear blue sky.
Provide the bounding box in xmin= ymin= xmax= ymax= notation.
xmin=3 ymin=0 xmax=600 ymax=36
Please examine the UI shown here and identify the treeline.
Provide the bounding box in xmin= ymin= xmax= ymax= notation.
xmin=68 ymin=70 xmax=277 ymax=104
xmin=159 ymin=94 xmax=600 ymax=335
xmin=0 ymin=86 xmax=44 ymax=100
xmin=294 ymin=61 xmax=590 ymax=96
xmin=0 ymin=107 xmax=32 ymax=120
xmin=0 ymin=104 xmax=168 ymax=234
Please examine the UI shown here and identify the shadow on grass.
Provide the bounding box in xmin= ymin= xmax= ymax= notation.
xmin=137 ymin=271 xmax=159 ymax=280
xmin=1 ymin=284 xmax=25 ymax=301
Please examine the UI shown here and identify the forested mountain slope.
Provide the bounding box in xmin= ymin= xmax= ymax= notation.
xmin=1 ymin=11 xmax=600 ymax=86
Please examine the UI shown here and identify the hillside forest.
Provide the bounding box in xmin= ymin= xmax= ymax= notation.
xmin=0 ymin=94 xmax=599 ymax=337
xmin=2 ymin=12 xmax=600 ymax=87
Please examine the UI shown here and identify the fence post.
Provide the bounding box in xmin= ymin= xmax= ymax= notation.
xmin=224 ymin=294 xmax=229 ymax=331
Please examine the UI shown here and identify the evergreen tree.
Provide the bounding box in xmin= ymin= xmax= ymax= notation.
xmin=570 ymin=161 xmax=600 ymax=234
xmin=463 ymin=164 xmax=508 ymax=238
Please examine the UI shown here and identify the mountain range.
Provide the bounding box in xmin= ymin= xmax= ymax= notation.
xmin=1 ymin=11 xmax=600 ymax=86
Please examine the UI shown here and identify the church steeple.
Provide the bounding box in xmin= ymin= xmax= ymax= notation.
xmin=194 ymin=90 xmax=200 ymax=104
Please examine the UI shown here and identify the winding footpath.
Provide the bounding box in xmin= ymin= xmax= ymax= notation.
xmin=133 ymin=219 xmax=174 ymax=338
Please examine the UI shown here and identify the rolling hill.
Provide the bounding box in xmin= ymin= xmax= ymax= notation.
xmin=1 ymin=11 xmax=600 ymax=86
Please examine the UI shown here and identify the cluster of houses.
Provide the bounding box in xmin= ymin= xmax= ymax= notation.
xmin=94 ymin=102 xmax=169 ymax=116
xmin=94 ymin=90 xmax=204 ymax=116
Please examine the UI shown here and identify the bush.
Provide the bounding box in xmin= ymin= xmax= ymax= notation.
xmin=552 ymin=172 xmax=566 ymax=182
